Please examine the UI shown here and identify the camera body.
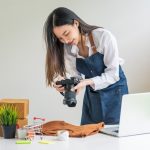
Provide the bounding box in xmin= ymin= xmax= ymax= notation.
xmin=56 ymin=77 xmax=80 ymax=107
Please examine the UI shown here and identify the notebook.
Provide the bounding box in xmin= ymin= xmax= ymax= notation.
xmin=100 ymin=92 xmax=150 ymax=137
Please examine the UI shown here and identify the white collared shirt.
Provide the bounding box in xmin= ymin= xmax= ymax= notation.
xmin=64 ymin=28 xmax=124 ymax=90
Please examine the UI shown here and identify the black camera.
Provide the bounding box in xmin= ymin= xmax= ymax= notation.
xmin=56 ymin=77 xmax=80 ymax=107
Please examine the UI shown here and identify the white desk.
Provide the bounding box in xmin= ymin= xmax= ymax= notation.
xmin=0 ymin=133 xmax=150 ymax=150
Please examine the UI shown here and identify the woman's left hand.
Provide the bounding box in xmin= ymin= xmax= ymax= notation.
xmin=74 ymin=79 xmax=94 ymax=94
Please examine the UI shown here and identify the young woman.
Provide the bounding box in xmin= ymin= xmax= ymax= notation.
xmin=43 ymin=7 xmax=128 ymax=125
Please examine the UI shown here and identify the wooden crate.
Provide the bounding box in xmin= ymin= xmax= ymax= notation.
xmin=0 ymin=99 xmax=29 ymax=119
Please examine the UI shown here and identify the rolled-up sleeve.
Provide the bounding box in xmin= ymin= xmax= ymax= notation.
xmin=90 ymin=29 xmax=121 ymax=90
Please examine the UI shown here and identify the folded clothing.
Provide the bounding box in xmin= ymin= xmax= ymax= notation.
xmin=42 ymin=121 xmax=104 ymax=137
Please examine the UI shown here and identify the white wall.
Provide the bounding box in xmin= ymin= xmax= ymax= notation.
xmin=0 ymin=0 xmax=150 ymax=125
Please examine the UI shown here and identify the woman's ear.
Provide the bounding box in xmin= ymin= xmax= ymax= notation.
xmin=73 ymin=20 xmax=79 ymax=27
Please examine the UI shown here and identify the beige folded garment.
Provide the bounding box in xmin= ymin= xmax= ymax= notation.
xmin=42 ymin=121 xmax=104 ymax=137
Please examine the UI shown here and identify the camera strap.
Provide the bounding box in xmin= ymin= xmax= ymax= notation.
xmin=89 ymin=32 xmax=97 ymax=54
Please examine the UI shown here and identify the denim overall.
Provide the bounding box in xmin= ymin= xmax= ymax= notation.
xmin=76 ymin=34 xmax=128 ymax=125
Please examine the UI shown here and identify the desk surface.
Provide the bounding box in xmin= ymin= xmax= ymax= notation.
xmin=0 ymin=133 xmax=150 ymax=150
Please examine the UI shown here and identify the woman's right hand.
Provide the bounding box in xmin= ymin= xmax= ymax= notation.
xmin=53 ymin=83 xmax=65 ymax=92
xmin=53 ymin=76 xmax=65 ymax=92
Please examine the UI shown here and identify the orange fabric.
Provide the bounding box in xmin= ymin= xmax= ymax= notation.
xmin=42 ymin=121 xmax=104 ymax=137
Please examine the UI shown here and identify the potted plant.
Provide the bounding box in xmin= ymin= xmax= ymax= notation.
xmin=0 ymin=104 xmax=18 ymax=138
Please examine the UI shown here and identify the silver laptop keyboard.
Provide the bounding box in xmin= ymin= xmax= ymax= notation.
xmin=103 ymin=127 xmax=119 ymax=132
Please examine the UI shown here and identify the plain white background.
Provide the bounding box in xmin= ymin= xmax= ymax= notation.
xmin=0 ymin=0 xmax=150 ymax=124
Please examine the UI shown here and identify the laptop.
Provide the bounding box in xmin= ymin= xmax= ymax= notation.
xmin=100 ymin=92 xmax=150 ymax=137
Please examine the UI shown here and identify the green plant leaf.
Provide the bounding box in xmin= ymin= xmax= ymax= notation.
xmin=0 ymin=104 xmax=18 ymax=126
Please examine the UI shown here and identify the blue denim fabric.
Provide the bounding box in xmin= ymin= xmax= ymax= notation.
xmin=76 ymin=52 xmax=128 ymax=125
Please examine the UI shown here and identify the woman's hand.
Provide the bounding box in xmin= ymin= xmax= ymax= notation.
xmin=53 ymin=83 xmax=65 ymax=92
xmin=74 ymin=79 xmax=94 ymax=94
xmin=53 ymin=76 xmax=65 ymax=93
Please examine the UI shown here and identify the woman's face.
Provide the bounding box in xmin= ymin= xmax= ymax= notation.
xmin=53 ymin=21 xmax=80 ymax=45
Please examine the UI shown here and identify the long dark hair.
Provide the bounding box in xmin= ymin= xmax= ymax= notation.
xmin=44 ymin=7 xmax=100 ymax=86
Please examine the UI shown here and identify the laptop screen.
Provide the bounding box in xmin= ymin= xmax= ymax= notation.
xmin=118 ymin=92 xmax=150 ymax=136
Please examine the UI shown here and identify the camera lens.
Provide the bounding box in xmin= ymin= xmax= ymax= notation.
xmin=63 ymin=98 xmax=77 ymax=107
xmin=63 ymin=91 xmax=77 ymax=107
